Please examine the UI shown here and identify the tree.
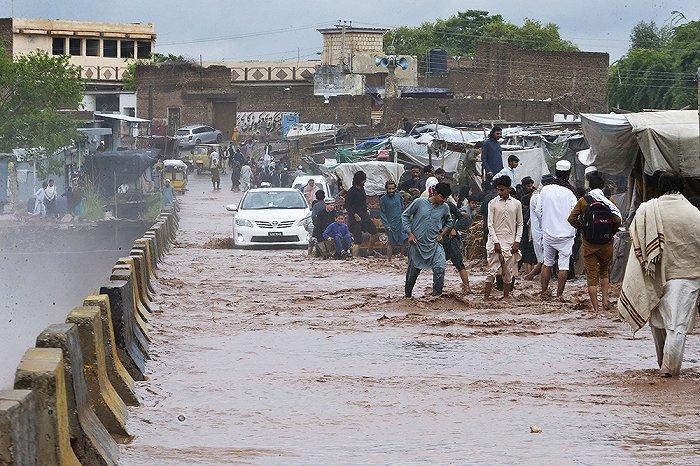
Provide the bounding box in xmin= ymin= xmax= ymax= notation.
xmin=609 ymin=20 xmax=699 ymax=111
xmin=122 ymin=53 xmax=190 ymax=91
xmin=481 ymin=19 xmax=578 ymax=52
xmin=0 ymin=47 xmax=83 ymax=160
xmin=385 ymin=11 xmax=578 ymax=57
xmin=608 ymin=48 xmax=675 ymax=111
xmin=629 ymin=20 xmax=672 ymax=51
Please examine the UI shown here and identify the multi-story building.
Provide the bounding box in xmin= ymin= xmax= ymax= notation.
xmin=0 ymin=17 xmax=156 ymax=113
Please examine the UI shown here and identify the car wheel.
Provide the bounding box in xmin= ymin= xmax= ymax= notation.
xmin=216 ymin=133 xmax=222 ymax=142
xmin=195 ymin=138 xmax=201 ymax=145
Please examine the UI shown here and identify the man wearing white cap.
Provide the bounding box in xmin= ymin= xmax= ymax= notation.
xmin=536 ymin=159 xmax=578 ymax=300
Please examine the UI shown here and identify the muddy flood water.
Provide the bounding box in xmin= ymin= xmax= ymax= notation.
xmin=121 ymin=176 xmax=699 ymax=465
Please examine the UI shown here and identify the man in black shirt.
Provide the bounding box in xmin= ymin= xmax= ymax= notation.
xmin=345 ymin=170 xmax=378 ymax=257
xmin=399 ymin=165 xmax=422 ymax=195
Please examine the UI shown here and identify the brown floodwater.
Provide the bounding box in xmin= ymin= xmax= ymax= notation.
xmin=120 ymin=176 xmax=700 ymax=465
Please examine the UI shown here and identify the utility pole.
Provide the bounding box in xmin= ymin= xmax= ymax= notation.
xmin=335 ymin=20 xmax=351 ymax=72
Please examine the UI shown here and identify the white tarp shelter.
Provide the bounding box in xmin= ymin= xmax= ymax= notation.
xmin=500 ymin=147 xmax=551 ymax=187
xmin=335 ymin=161 xmax=404 ymax=196
xmin=581 ymin=110 xmax=700 ymax=178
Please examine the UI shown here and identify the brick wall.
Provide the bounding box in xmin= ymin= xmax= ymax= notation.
xmin=382 ymin=97 xmax=554 ymax=129
xmin=235 ymin=85 xmax=372 ymax=125
xmin=419 ymin=42 xmax=609 ymax=113
xmin=135 ymin=63 xmax=235 ymax=133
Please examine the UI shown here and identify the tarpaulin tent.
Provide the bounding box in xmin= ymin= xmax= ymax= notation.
xmin=86 ymin=149 xmax=160 ymax=197
xmin=581 ymin=110 xmax=700 ymax=178
xmin=334 ymin=161 xmax=403 ymax=196
xmin=499 ymin=147 xmax=551 ymax=187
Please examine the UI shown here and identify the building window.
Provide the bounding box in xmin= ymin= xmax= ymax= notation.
xmin=52 ymin=37 xmax=65 ymax=55
xmin=137 ymin=41 xmax=152 ymax=59
xmin=69 ymin=38 xmax=82 ymax=56
xmin=103 ymin=39 xmax=118 ymax=58
xmin=85 ymin=39 xmax=100 ymax=56
xmin=120 ymin=40 xmax=135 ymax=59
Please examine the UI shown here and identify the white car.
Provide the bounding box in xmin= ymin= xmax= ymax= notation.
xmin=226 ymin=188 xmax=310 ymax=247
xmin=175 ymin=125 xmax=223 ymax=148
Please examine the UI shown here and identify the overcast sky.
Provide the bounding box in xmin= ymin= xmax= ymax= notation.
xmin=2 ymin=0 xmax=698 ymax=62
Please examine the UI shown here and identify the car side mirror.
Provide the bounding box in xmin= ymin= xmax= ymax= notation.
xmin=225 ymin=204 xmax=238 ymax=212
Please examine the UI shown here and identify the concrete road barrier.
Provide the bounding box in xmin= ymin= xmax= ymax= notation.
xmin=63 ymin=308 xmax=129 ymax=439
xmin=99 ymin=281 xmax=147 ymax=381
xmin=35 ymin=324 xmax=121 ymax=464
xmin=113 ymin=262 xmax=152 ymax=320
xmin=115 ymin=258 xmax=153 ymax=314
xmin=127 ymin=252 xmax=155 ymax=304
xmin=143 ymin=233 xmax=162 ymax=263
xmin=0 ymin=390 xmax=36 ymax=466
xmin=104 ymin=271 xmax=150 ymax=354
xmin=82 ymin=296 xmax=139 ymax=406
xmin=133 ymin=239 xmax=158 ymax=284
xmin=13 ymin=348 xmax=80 ymax=466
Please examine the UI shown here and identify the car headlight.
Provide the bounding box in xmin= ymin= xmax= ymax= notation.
xmin=235 ymin=218 xmax=254 ymax=227
xmin=296 ymin=214 xmax=311 ymax=226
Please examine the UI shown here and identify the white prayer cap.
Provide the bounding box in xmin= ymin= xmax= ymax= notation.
xmin=555 ymin=160 xmax=571 ymax=171
xmin=584 ymin=165 xmax=598 ymax=175
xmin=425 ymin=176 xmax=438 ymax=191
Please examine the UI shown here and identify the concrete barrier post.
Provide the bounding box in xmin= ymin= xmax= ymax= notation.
xmin=35 ymin=324 xmax=121 ymax=463
xmin=14 ymin=348 xmax=80 ymax=466
xmin=109 ymin=269 xmax=151 ymax=346
xmin=115 ymin=259 xmax=153 ymax=314
xmin=113 ymin=263 xmax=151 ymax=320
xmin=0 ymin=390 xmax=36 ymax=466
xmin=99 ymin=281 xmax=147 ymax=381
xmin=133 ymin=239 xmax=158 ymax=282
xmin=142 ymin=234 xmax=161 ymax=265
xmin=127 ymin=252 xmax=154 ymax=304
xmin=82 ymin=296 xmax=139 ymax=406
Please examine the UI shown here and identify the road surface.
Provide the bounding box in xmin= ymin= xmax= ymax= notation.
xmin=121 ymin=175 xmax=699 ymax=464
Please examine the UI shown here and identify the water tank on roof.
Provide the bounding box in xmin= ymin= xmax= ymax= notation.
xmin=427 ymin=49 xmax=448 ymax=74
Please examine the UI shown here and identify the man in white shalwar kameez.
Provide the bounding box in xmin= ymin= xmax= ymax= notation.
xmin=239 ymin=163 xmax=252 ymax=192
xmin=619 ymin=171 xmax=700 ymax=377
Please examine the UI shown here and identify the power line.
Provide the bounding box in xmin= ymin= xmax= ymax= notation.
xmin=157 ymin=22 xmax=333 ymax=47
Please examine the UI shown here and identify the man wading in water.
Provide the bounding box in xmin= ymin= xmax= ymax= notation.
xmin=402 ymin=182 xmax=453 ymax=298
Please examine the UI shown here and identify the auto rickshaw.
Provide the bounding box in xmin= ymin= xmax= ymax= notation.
xmin=162 ymin=159 xmax=189 ymax=193
xmin=191 ymin=143 xmax=227 ymax=175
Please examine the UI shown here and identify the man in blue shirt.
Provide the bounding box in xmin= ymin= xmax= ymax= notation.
xmin=481 ymin=126 xmax=503 ymax=180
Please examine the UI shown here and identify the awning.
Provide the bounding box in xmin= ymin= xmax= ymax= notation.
xmin=581 ymin=110 xmax=700 ymax=178
xmin=95 ymin=112 xmax=150 ymax=123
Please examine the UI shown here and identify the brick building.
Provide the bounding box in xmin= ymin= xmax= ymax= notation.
xmin=136 ymin=38 xmax=608 ymax=137
xmin=0 ymin=17 xmax=157 ymax=113
xmin=135 ymin=63 xmax=236 ymax=136
xmin=419 ymin=42 xmax=609 ymax=114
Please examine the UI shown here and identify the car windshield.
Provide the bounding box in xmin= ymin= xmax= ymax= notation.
xmin=175 ymin=130 xmax=189 ymax=136
xmin=241 ymin=191 xmax=307 ymax=210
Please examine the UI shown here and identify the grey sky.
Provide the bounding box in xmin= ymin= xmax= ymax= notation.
xmin=2 ymin=0 xmax=698 ymax=62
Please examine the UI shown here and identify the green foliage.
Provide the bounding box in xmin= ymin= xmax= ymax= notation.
xmin=139 ymin=193 xmax=163 ymax=222
xmin=385 ymin=10 xmax=578 ymax=57
xmin=629 ymin=20 xmax=672 ymax=51
xmin=80 ymin=182 xmax=106 ymax=221
xmin=122 ymin=53 xmax=190 ymax=91
xmin=608 ymin=20 xmax=699 ymax=111
xmin=0 ymin=47 xmax=83 ymax=159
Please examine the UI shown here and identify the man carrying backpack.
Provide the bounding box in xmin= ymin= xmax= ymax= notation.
xmin=567 ymin=173 xmax=622 ymax=312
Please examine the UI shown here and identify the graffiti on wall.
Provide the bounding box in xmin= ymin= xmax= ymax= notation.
xmin=236 ymin=112 xmax=299 ymax=136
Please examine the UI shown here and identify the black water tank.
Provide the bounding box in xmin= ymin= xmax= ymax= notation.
xmin=427 ymin=49 xmax=448 ymax=74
